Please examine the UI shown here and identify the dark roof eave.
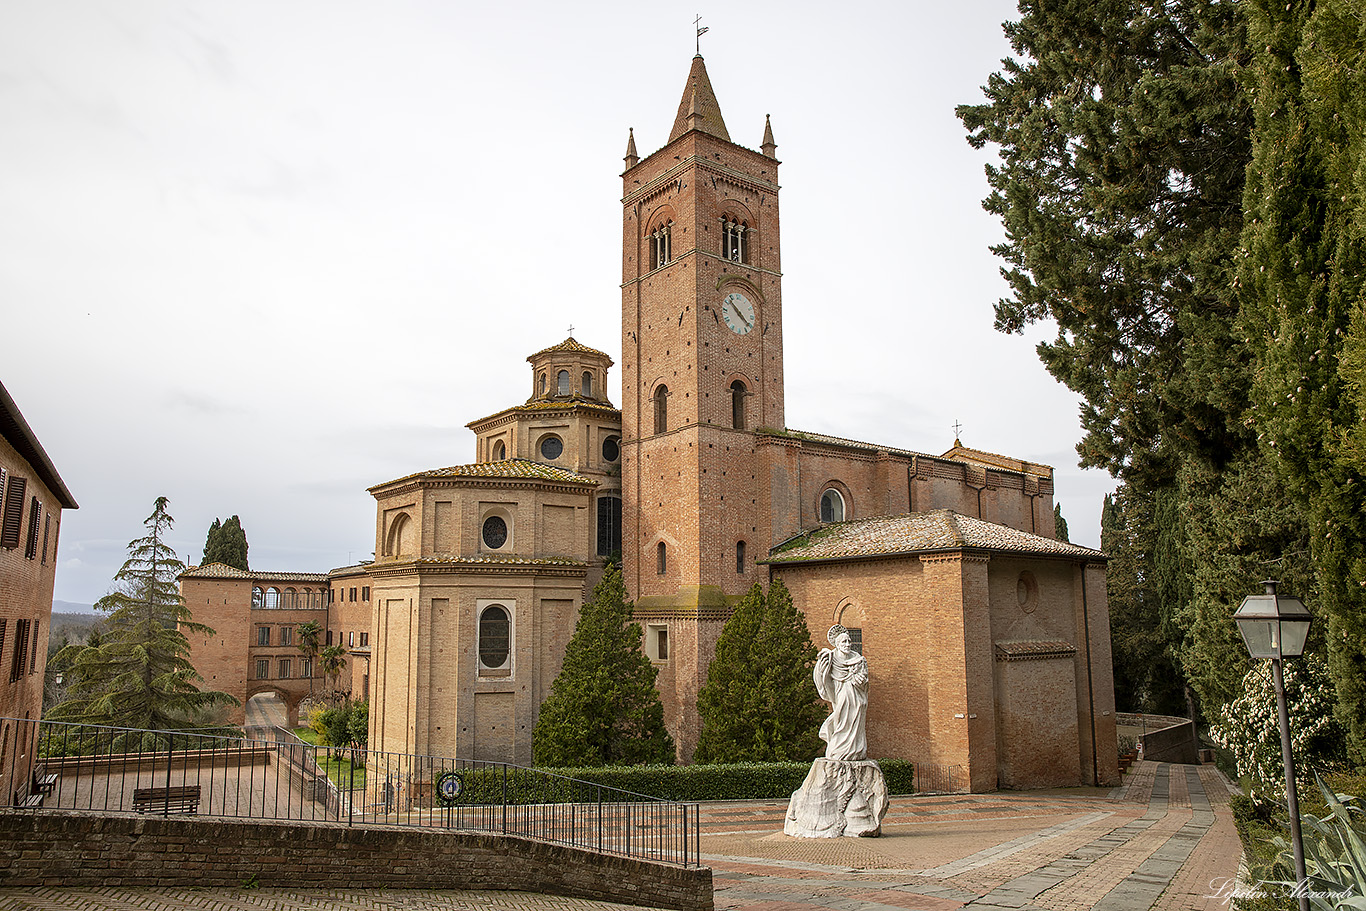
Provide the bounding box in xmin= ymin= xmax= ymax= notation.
xmin=0 ymin=381 xmax=78 ymax=509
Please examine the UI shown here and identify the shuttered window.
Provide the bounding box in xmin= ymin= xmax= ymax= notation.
xmin=28 ymin=620 xmax=39 ymax=674
xmin=24 ymin=496 xmax=41 ymax=559
xmin=1 ymin=475 xmax=26 ymax=549
xmin=10 ymin=619 xmax=29 ymax=683
xmin=41 ymin=513 xmax=50 ymax=564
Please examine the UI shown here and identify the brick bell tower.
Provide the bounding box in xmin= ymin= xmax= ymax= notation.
xmin=620 ymin=55 xmax=783 ymax=759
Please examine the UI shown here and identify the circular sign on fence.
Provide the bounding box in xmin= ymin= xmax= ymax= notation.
xmin=435 ymin=771 xmax=464 ymax=805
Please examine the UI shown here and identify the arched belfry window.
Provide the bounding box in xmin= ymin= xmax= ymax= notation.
xmin=557 ymin=370 xmax=570 ymax=396
xmin=820 ymin=489 xmax=846 ymax=523
xmin=582 ymin=371 xmax=593 ymax=397
xmin=539 ymin=373 xmax=547 ymax=396
xmin=721 ymin=215 xmax=750 ymax=264
xmin=657 ymin=541 xmax=667 ymax=575
xmin=730 ymin=380 xmax=747 ymax=430
xmin=492 ymin=439 xmax=506 ymax=460
xmin=653 ymin=385 xmax=669 ymax=435
xmin=650 ymin=220 xmax=673 ymax=269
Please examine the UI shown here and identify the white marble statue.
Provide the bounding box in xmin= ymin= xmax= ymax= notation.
xmin=814 ymin=624 xmax=868 ymax=761
xmin=784 ymin=623 xmax=887 ymax=838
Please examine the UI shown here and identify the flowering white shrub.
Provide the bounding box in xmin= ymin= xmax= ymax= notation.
xmin=1209 ymin=652 xmax=1344 ymax=804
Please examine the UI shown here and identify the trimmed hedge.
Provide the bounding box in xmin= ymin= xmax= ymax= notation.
xmin=446 ymin=760 xmax=915 ymax=804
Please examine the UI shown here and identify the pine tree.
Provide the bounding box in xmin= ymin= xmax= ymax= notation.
xmin=50 ymin=497 xmax=235 ymax=734
xmin=202 ymin=514 xmax=249 ymax=571
xmin=533 ymin=565 xmax=674 ymax=767
xmin=695 ymin=581 xmax=823 ymax=763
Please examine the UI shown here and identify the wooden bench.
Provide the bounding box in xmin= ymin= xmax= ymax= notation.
xmin=31 ymin=767 xmax=57 ymax=795
xmin=132 ymin=785 xmax=201 ymax=814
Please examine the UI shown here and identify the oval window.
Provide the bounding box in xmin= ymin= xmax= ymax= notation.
xmin=602 ymin=435 xmax=620 ymax=462
xmin=482 ymin=515 xmax=508 ymax=549
xmin=479 ymin=605 xmax=510 ymax=669
xmin=540 ymin=435 xmax=564 ymax=460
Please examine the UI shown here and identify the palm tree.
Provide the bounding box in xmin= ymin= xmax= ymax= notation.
xmin=296 ymin=620 xmax=322 ymax=697
xmin=320 ymin=645 xmax=348 ymax=702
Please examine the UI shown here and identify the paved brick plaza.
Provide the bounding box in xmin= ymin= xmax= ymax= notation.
xmin=1 ymin=762 xmax=1243 ymax=911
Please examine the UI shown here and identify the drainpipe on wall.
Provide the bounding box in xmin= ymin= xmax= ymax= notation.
xmin=1081 ymin=562 xmax=1098 ymax=785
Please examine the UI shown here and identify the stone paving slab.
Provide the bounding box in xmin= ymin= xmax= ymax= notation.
xmin=0 ymin=762 xmax=1243 ymax=911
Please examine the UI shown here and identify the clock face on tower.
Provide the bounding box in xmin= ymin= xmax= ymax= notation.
xmin=721 ymin=291 xmax=756 ymax=335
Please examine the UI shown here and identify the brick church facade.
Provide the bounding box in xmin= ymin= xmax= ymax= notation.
xmin=182 ymin=55 xmax=1117 ymax=790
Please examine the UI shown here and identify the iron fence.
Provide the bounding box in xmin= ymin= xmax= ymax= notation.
xmin=913 ymin=762 xmax=967 ymax=794
xmin=2 ymin=716 xmax=700 ymax=868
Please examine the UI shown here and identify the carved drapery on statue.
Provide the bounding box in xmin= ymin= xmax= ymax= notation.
xmin=785 ymin=625 xmax=889 ymax=837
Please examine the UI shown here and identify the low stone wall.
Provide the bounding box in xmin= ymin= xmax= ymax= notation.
xmin=1117 ymin=713 xmax=1199 ymax=765
xmin=0 ymin=811 xmax=712 ymax=911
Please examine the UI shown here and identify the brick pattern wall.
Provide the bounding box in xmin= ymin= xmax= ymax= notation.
xmin=0 ymin=811 xmax=712 ymax=911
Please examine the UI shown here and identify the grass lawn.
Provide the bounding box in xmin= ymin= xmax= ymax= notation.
xmin=291 ymin=727 xmax=365 ymax=789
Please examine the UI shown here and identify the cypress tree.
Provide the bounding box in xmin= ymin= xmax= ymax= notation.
xmin=533 ymin=565 xmax=674 ymax=767
xmin=203 ymin=514 xmax=249 ymax=571
xmin=695 ymin=581 xmax=823 ymax=763
xmin=51 ymin=497 xmax=236 ymax=735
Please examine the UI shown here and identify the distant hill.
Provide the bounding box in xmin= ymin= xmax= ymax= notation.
xmin=52 ymin=600 xmax=95 ymax=614
xmin=48 ymin=613 xmax=105 ymax=646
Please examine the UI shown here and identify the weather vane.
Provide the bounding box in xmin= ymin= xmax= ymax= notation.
xmin=695 ymin=14 xmax=708 ymax=54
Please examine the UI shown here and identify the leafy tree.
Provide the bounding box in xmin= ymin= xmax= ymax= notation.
xmin=50 ymin=497 xmax=236 ymax=731
xmin=1053 ymin=504 xmax=1069 ymax=543
xmin=297 ymin=620 xmax=322 ymax=698
xmin=320 ymin=645 xmax=347 ymax=700
xmin=202 ymin=514 xmax=249 ymax=570
xmin=695 ymin=581 xmax=823 ymax=763
xmin=533 ymin=565 xmax=674 ymax=767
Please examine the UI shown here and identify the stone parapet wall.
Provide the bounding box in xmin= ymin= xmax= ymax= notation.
xmin=0 ymin=811 xmax=712 ymax=911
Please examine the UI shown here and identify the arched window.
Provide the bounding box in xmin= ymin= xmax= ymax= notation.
xmin=265 ymin=587 xmax=281 ymax=609
xmin=653 ymin=385 xmax=668 ymax=435
xmin=284 ymin=587 xmax=297 ymax=610
xmin=650 ymin=220 xmax=673 ymax=269
xmin=252 ymin=587 xmax=264 ymax=610
xmin=820 ymin=489 xmax=845 ymax=523
xmin=478 ymin=605 xmax=511 ymax=670
xmin=721 ymin=215 xmax=750 ymax=264
xmin=557 ymin=370 xmax=570 ymax=396
xmin=539 ymin=373 xmax=547 ymax=395
xmin=492 ymin=439 xmax=506 ymax=460
xmin=582 ymin=371 xmax=593 ymax=396
xmin=730 ymin=379 xmax=747 ymax=430
xmin=736 ymin=541 xmax=746 ymax=574
xmin=385 ymin=513 xmax=412 ymax=556
xmin=657 ymin=542 xmax=667 ymax=575
xmin=597 ymin=496 xmax=622 ymax=556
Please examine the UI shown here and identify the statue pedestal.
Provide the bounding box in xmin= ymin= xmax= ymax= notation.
xmin=783 ymin=757 xmax=889 ymax=838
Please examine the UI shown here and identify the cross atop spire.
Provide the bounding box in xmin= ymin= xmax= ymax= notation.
xmin=669 ymin=54 xmax=730 ymax=143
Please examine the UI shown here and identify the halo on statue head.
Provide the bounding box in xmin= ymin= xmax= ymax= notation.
xmin=827 ymin=624 xmax=848 ymax=646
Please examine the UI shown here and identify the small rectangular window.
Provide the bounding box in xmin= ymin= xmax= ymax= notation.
xmin=348 ymin=631 xmax=355 ymax=648
xmin=280 ymin=626 xmax=293 ymax=646
xmin=350 ymin=587 xmax=357 ymax=602
xmin=255 ymin=659 xmax=270 ymax=680
xmin=359 ymin=632 xmax=368 ymax=647
xmin=326 ymin=629 xmax=333 ymax=646
xmin=301 ymin=658 xmax=312 ymax=679
xmin=278 ymin=659 xmax=291 ymax=679
xmin=362 ymin=586 xmax=370 ymax=602
xmin=257 ymin=626 xmax=270 ymax=647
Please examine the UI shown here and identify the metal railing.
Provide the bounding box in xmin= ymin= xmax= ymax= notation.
xmin=913 ymin=762 xmax=968 ymax=794
xmin=2 ymin=717 xmax=700 ymax=868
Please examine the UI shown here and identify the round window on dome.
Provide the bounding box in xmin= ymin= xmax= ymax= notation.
xmin=540 ymin=435 xmax=564 ymax=460
xmin=602 ymin=435 xmax=620 ymax=462
xmin=482 ymin=515 xmax=508 ymax=549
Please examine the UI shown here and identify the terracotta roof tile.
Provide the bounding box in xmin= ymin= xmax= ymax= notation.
xmin=764 ymin=510 xmax=1104 ymax=565
xmin=179 ymin=563 xmax=330 ymax=583
xmin=527 ymin=336 xmax=612 ymax=361
xmin=373 ymin=458 xmax=598 ymax=490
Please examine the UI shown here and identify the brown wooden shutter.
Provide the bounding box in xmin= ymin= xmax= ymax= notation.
xmin=0 ymin=476 xmax=25 ymax=549
xmin=24 ymin=497 xmax=41 ymax=559
xmin=28 ymin=619 xmax=39 ymax=674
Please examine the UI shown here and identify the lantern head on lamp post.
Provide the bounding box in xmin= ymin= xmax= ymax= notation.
xmin=1235 ymin=580 xmax=1313 ymax=911
xmin=1234 ymin=580 xmax=1312 ymax=659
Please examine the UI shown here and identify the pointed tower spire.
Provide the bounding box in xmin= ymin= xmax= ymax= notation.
xmin=669 ymin=55 xmax=730 ymax=143
xmin=624 ymin=127 xmax=638 ymax=169
xmin=761 ymin=114 xmax=777 ymax=158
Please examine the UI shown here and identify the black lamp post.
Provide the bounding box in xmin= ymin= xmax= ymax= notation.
xmin=1234 ymin=580 xmax=1313 ymax=911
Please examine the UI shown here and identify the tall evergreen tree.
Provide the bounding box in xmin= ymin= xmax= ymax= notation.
xmin=1053 ymin=504 xmax=1069 ymax=543
xmin=695 ymin=582 xmax=823 ymax=763
xmin=533 ymin=565 xmax=674 ymax=767
xmin=1237 ymin=0 xmax=1366 ymax=759
xmin=50 ymin=497 xmax=235 ymax=733
xmin=202 ymin=514 xmax=249 ymax=570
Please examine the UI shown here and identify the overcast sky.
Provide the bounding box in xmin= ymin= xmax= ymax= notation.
xmin=3 ymin=1 xmax=1118 ymax=606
